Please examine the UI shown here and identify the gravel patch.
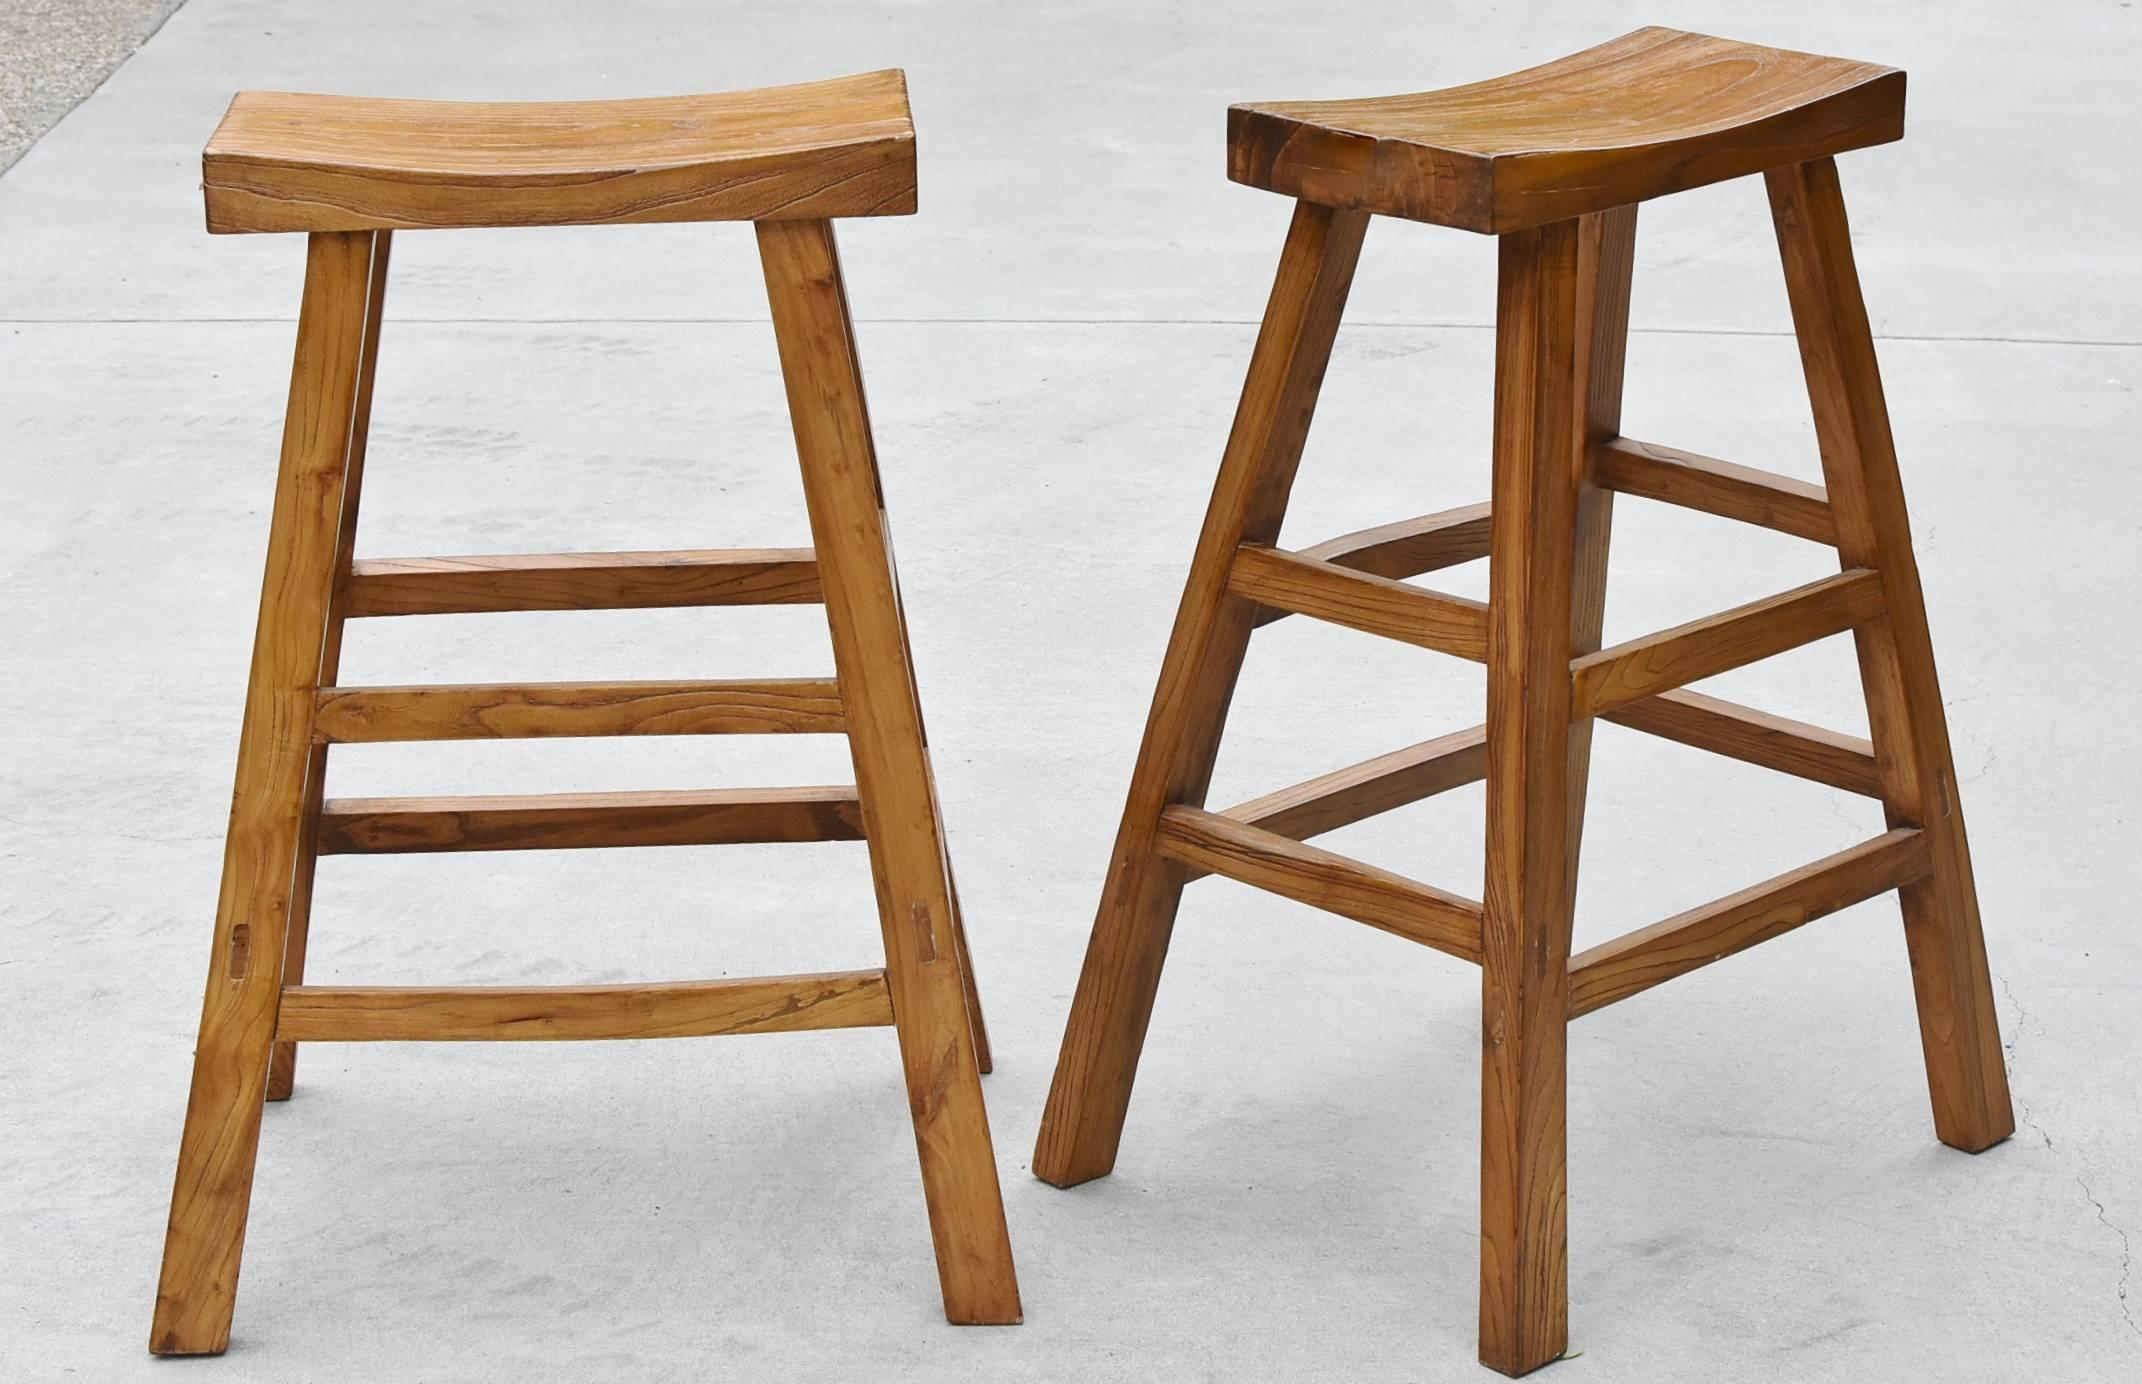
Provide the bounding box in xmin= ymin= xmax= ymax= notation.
xmin=0 ymin=0 xmax=186 ymax=173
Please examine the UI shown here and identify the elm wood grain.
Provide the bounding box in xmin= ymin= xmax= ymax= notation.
xmin=1592 ymin=437 xmax=1838 ymax=544
xmin=946 ymin=868 xmax=993 ymax=1075
xmin=163 ymin=91 xmax=1022 ymax=1348
xmin=317 ymin=786 xmax=865 ymax=854
xmin=1039 ymin=38 xmax=2006 ymax=1376
xmin=1568 ymin=828 xmax=1930 ymax=1018
xmin=1214 ymin=724 xmax=1488 ymax=849
xmin=759 ymin=216 xmax=1020 ymax=1322
xmin=1153 ymin=805 xmax=1484 ymax=962
xmin=153 ymin=231 xmax=377 ymax=1357
xmin=275 ymin=971 xmax=893 ymax=1042
xmin=1601 ymin=688 xmax=1881 ymax=797
xmin=1203 ymin=683 xmax=1878 ymax=874
xmin=1545 ymin=200 xmax=1633 ymax=903
xmin=1204 ymin=685 xmax=1878 ymax=860
xmin=1230 ymin=543 xmax=1490 ymax=660
xmin=343 ymin=548 xmax=821 ymax=616
xmin=1033 ymin=202 xmax=1369 ymax=1189
xmin=1569 ymin=568 xmax=1885 ymax=719
xmin=1229 ymin=28 xmax=1903 ymax=234
xmin=269 ymin=228 xmax=391 ymax=1102
xmin=1769 ymin=157 xmax=2013 ymax=1151
xmin=204 ymin=71 xmax=917 ymax=233
xmin=1299 ymin=502 xmax=1494 ymax=575
xmin=1252 ymin=503 xmax=1494 ymax=626
xmin=1478 ymin=205 xmax=1635 ymax=1377
xmin=310 ymin=678 xmax=846 ymax=741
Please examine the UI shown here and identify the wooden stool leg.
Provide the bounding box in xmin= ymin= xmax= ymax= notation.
xmin=267 ymin=229 xmax=392 ymax=1103
xmin=757 ymin=217 xmax=1022 ymax=1324
xmin=1766 ymin=158 xmax=2014 ymax=1152
xmin=151 ymin=230 xmax=380 ymax=1355
xmin=1480 ymin=206 xmax=1635 ymax=1377
xmin=1565 ymin=206 xmax=1638 ymax=838
xmin=1032 ymin=201 xmax=1368 ymax=1187
xmin=946 ymin=869 xmax=993 ymax=1073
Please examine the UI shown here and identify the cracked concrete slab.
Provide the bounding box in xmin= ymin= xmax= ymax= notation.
xmin=1 ymin=1 xmax=2138 ymax=1381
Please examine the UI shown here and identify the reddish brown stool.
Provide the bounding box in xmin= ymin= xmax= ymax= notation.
xmin=1033 ymin=28 xmax=2011 ymax=1375
xmin=152 ymin=71 xmax=1021 ymax=1353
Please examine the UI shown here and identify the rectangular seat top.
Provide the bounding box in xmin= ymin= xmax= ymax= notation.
xmin=203 ymin=69 xmax=916 ymax=233
xmin=1229 ymin=29 xmax=1903 ymax=232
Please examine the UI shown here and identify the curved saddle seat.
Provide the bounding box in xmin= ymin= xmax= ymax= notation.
xmin=1228 ymin=28 xmax=1903 ymax=234
xmin=203 ymin=69 xmax=915 ymax=234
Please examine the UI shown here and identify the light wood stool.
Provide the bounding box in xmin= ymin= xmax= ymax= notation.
xmin=1033 ymin=29 xmax=2011 ymax=1375
xmin=152 ymin=71 xmax=1021 ymax=1353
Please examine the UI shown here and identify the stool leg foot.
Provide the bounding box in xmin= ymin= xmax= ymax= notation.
xmin=267 ymin=229 xmax=391 ymax=1104
xmin=759 ymin=218 xmax=1022 ymax=1323
xmin=1480 ymin=207 xmax=1636 ymax=1377
xmin=1767 ymin=159 xmax=2014 ymax=1153
xmin=1032 ymin=202 xmax=1369 ymax=1188
xmin=152 ymin=231 xmax=380 ymax=1354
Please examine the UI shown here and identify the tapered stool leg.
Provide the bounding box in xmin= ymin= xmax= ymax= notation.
xmin=267 ymin=229 xmax=392 ymax=1102
xmin=1032 ymin=201 xmax=1369 ymax=1187
xmin=152 ymin=230 xmax=380 ymax=1354
xmin=1564 ymin=204 xmax=1637 ymax=870
xmin=1766 ymin=158 xmax=2014 ymax=1152
xmin=1479 ymin=207 xmax=1634 ymax=1377
xmin=757 ymin=217 xmax=1022 ymax=1323
xmin=946 ymin=871 xmax=993 ymax=1072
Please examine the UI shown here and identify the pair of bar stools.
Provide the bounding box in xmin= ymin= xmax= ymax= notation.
xmin=155 ymin=28 xmax=2013 ymax=1375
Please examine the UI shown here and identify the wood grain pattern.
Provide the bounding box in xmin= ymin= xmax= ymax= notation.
xmin=1592 ymin=437 xmax=1837 ymax=544
xmin=1207 ymin=686 xmax=1878 ymax=851
xmin=317 ymin=786 xmax=864 ymax=854
xmin=1298 ymin=502 xmax=1494 ymax=576
xmin=1033 ymin=202 xmax=1368 ymax=1189
xmin=1601 ymin=688 xmax=1881 ymax=796
xmin=1568 ymin=828 xmax=1929 ymax=1017
xmin=1230 ymin=28 xmax=1903 ymax=233
xmin=311 ymin=678 xmax=845 ymax=741
xmin=1478 ymin=206 xmax=1634 ymax=1377
xmin=1546 ymin=199 xmax=1634 ymax=926
xmin=343 ymin=548 xmax=820 ymax=616
xmin=1253 ymin=504 xmax=1492 ymax=628
xmin=1769 ymin=157 xmax=2013 ymax=1151
xmin=275 ymin=971 xmax=893 ymax=1042
xmin=1570 ymin=568 xmax=1884 ymax=718
xmin=759 ymin=216 xmax=1020 ymax=1322
xmin=164 ymin=94 xmax=1022 ymax=1346
xmin=1230 ymin=543 xmax=1489 ymax=659
xmin=1154 ymin=805 xmax=1484 ymax=962
xmin=269 ymin=228 xmax=392 ymax=1102
xmin=1027 ymin=40 xmax=2001 ymax=1375
xmin=946 ymin=867 xmax=993 ymax=1076
xmin=204 ymin=71 xmax=916 ymax=233
xmin=153 ymin=231 xmax=377 ymax=1356
xmin=1216 ymin=724 xmax=1487 ymax=847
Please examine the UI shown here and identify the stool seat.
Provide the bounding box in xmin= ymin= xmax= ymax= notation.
xmin=1228 ymin=27 xmax=1903 ymax=233
xmin=203 ymin=69 xmax=916 ymax=234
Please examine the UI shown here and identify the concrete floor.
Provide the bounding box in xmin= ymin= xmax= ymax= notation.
xmin=2 ymin=1 xmax=2138 ymax=1380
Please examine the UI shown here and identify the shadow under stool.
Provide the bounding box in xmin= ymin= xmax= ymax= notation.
xmin=1032 ymin=27 xmax=2013 ymax=1376
xmin=151 ymin=70 xmax=1021 ymax=1353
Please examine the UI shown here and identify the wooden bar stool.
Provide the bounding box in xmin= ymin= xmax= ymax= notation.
xmin=1033 ymin=28 xmax=2011 ymax=1375
xmin=152 ymin=71 xmax=1021 ymax=1354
